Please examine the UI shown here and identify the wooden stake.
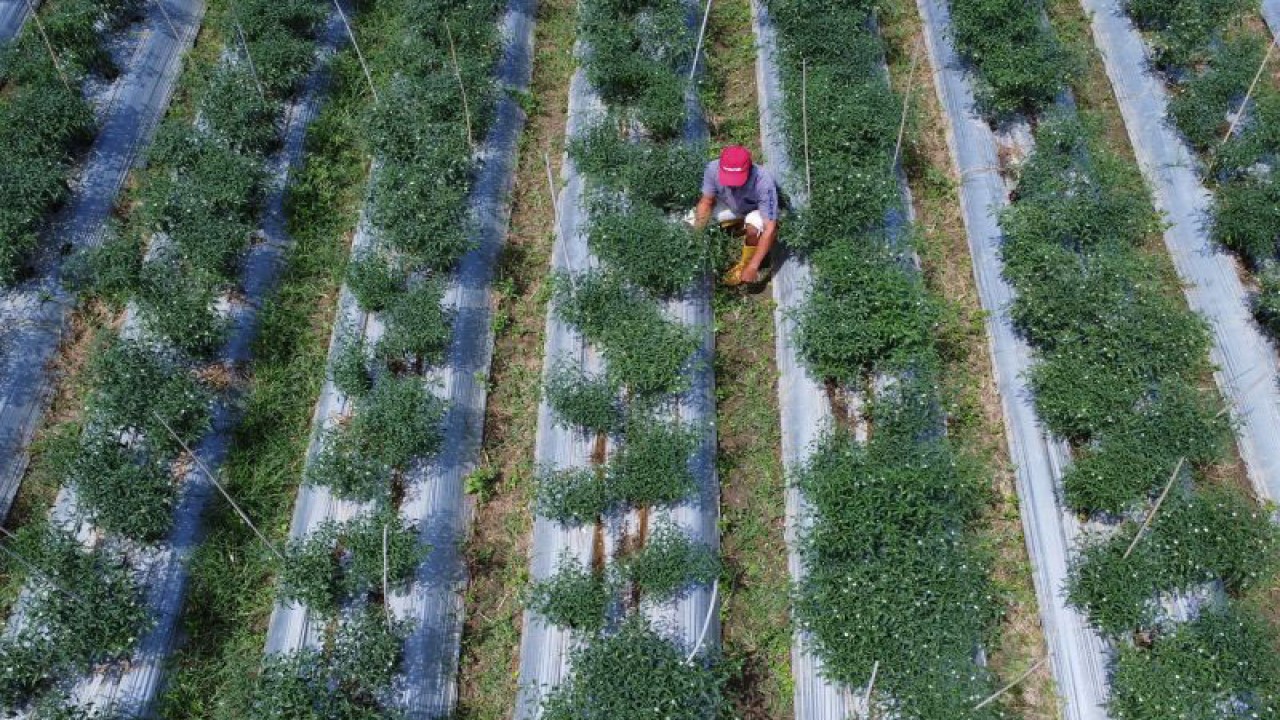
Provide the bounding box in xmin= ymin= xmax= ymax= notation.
xmin=801 ymin=57 xmax=812 ymax=201
xmin=444 ymin=19 xmax=473 ymax=148
xmin=331 ymin=0 xmax=377 ymax=103
xmin=153 ymin=412 xmax=286 ymax=563
xmin=688 ymin=0 xmax=713 ymax=83
xmin=544 ymin=150 xmax=578 ymax=295
xmin=25 ymin=0 xmax=72 ymax=94
xmin=1124 ymin=457 xmax=1186 ymax=560
xmin=973 ymin=657 xmax=1047 ymax=711
xmin=893 ymin=36 xmax=924 ymax=171
xmin=0 ymin=526 xmax=88 ymax=606
xmin=232 ymin=12 xmax=267 ymax=102
xmin=1219 ymin=36 xmax=1278 ymax=149
xmin=153 ymin=0 xmax=180 ymax=38
xmin=863 ymin=660 xmax=879 ymax=718
xmin=382 ymin=522 xmax=391 ymax=619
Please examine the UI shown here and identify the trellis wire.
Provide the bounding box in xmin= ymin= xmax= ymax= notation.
xmin=24 ymin=0 xmax=72 ymax=94
xmin=1123 ymin=457 xmax=1186 ymax=560
xmin=331 ymin=0 xmax=377 ymax=102
xmin=0 ymin=526 xmax=88 ymax=606
xmin=972 ymin=657 xmax=1047 ymax=711
xmin=688 ymin=0 xmax=713 ymax=84
xmin=153 ymin=411 xmax=286 ymax=563
xmin=445 ymin=19 xmax=474 ymax=147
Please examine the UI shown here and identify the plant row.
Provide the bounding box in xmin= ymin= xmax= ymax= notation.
xmin=1124 ymin=0 xmax=1280 ymax=338
xmin=0 ymin=0 xmax=329 ymax=713
xmin=763 ymin=1 xmax=1010 ymax=717
xmin=245 ymin=0 xmax=510 ymax=716
xmin=522 ymin=1 xmax=728 ymax=717
xmin=0 ymin=0 xmax=137 ymax=283
xmin=952 ymin=5 xmax=1280 ymax=703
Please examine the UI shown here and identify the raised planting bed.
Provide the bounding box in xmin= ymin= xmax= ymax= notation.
xmin=755 ymin=0 xmax=1015 ymax=717
xmin=1079 ymin=0 xmax=1280 ymax=500
xmin=253 ymin=0 xmax=536 ymax=716
xmin=0 ymin=0 xmax=203 ymax=523
xmin=0 ymin=0 xmax=347 ymax=713
xmin=514 ymin=0 xmax=725 ymax=717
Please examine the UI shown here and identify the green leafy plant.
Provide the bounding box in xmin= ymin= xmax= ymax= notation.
xmin=540 ymin=617 xmax=726 ymax=720
xmin=1211 ymin=173 xmax=1280 ymax=269
xmin=349 ymin=374 xmax=445 ymax=469
xmin=1125 ymin=0 xmax=1252 ymax=70
xmin=606 ymin=417 xmax=699 ymax=508
xmin=534 ymin=467 xmax=611 ymax=525
xmin=950 ymin=0 xmax=1076 ymax=119
xmin=374 ymin=280 xmax=451 ymax=367
xmin=524 ymin=553 xmax=612 ymax=633
xmin=544 ymin=361 xmax=623 ymax=433
xmin=1252 ymin=264 xmax=1280 ymax=337
xmin=345 ymin=249 xmax=407 ymax=313
xmin=1169 ymin=35 xmax=1265 ymax=151
xmin=622 ymin=524 xmax=718 ymax=602
xmin=331 ymin=332 xmax=373 ymax=399
xmin=64 ymin=429 xmax=175 ymax=542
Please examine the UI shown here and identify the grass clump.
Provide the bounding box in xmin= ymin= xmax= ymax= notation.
xmin=553 ymin=271 xmax=698 ymax=398
xmin=544 ymin=362 xmax=623 ymax=434
xmin=1067 ymin=485 xmax=1278 ymax=636
xmin=950 ymin=0 xmax=1076 ymax=119
xmin=540 ymin=617 xmax=726 ymax=720
xmin=622 ymin=524 xmax=719 ymax=602
xmin=525 ymin=553 xmax=612 ymax=633
xmin=607 ymin=418 xmax=700 ymax=508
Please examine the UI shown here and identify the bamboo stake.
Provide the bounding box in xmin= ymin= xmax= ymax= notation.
xmin=0 ymin=526 xmax=88 ymax=606
xmin=973 ymin=657 xmax=1047 ymax=711
xmin=544 ymin=150 xmax=578 ymax=295
xmin=331 ymin=0 xmax=377 ymax=102
xmin=801 ymin=57 xmax=812 ymax=201
xmin=1219 ymin=35 xmax=1278 ymax=149
xmin=444 ymin=19 xmax=473 ymax=147
xmin=232 ymin=14 xmax=267 ymax=102
xmin=863 ymin=660 xmax=879 ymax=717
xmin=153 ymin=412 xmax=286 ymax=563
xmin=1124 ymin=457 xmax=1186 ymax=560
xmin=688 ymin=0 xmax=713 ymax=83
xmin=893 ymin=36 xmax=924 ymax=170
xmin=25 ymin=0 xmax=72 ymax=94
xmin=382 ymin=522 xmax=391 ymax=619
xmin=153 ymin=0 xmax=180 ymax=38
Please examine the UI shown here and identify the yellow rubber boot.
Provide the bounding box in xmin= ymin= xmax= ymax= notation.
xmin=722 ymin=244 xmax=755 ymax=286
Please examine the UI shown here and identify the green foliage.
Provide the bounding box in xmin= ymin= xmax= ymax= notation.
xmin=1252 ymin=265 xmax=1280 ymax=337
xmin=1125 ymin=0 xmax=1252 ymax=69
xmin=535 ymin=467 xmax=611 ymax=526
xmin=374 ymin=280 xmax=451 ymax=367
xmin=64 ymin=430 xmax=175 ymax=541
xmin=569 ymin=121 xmax=705 ymax=212
xmin=622 ymin=524 xmax=718 ymax=602
xmin=540 ymin=617 xmax=726 ymax=720
xmin=794 ymin=392 xmax=1003 ymax=719
xmin=0 ymin=530 xmax=152 ymax=707
xmin=134 ymin=250 xmax=229 ymax=357
xmin=279 ymin=521 xmax=343 ymax=610
xmin=305 ymin=422 xmax=395 ymax=503
xmin=576 ymin=0 xmax=693 ymax=139
xmin=607 ymin=417 xmax=699 ymax=508
xmin=279 ymin=513 xmax=425 ymax=613
xmin=349 ymin=374 xmax=445 ymax=468
xmin=345 ymin=249 xmax=406 ymax=313
xmin=66 ymin=228 xmax=142 ymax=306
xmin=544 ymin=361 xmax=623 ymax=433
xmin=331 ymin=332 xmax=373 ymax=399
xmin=525 ymin=553 xmax=612 ymax=633
xmin=200 ymin=65 xmax=281 ymax=155
xmin=584 ymin=196 xmax=710 ymax=296
xmin=1169 ymin=36 xmax=1264 ymax=151
xmin=1067 ymin=485 xmax=1279 ymax=636
xmin=84 ymin=334 xmax=213 ymax=455
xmin=1108 ymin=606 xmax=1280 ymax=720
xmin=341 ymin=512 xmax=426 ymax=599
xmin=795 ymin=242 xmax=937 ymax=382
xmin=950 ymin=0 xmax=1076 ymax=118
xmin=553 ymin=271 xmax=698 ymax=397
xmin=329 ymin=608 xmax=412 ymax=703
xmin=228 ymin=0 xmax=326 ymax=97
xmin=1211 ymin=173 xmax=1280 ymax=268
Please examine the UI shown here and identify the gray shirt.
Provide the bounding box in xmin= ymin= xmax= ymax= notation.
xmin=701 ymin=161 xmax=780 ymax=221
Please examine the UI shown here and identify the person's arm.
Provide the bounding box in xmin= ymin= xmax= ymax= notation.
xmin=741 ymin=220 xmax=776 ymax=283
xmin=694 ymin=193 xmax=716 ymax=229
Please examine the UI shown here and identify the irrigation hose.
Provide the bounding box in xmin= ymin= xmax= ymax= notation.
xmin=683 ymin=577 xmax=719 ymax=664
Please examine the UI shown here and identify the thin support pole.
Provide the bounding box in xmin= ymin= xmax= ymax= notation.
xmin=444 ymin=19 xmax=473 ymax=148
xmin=544 ymin=150 xmax=578 ymax=295
xmin=689 ymin=0 xmax=713 ymax=84
xmin=893 ymin=36 xmax=924 ymax=171
xmin=332 ymin=0 xmax=377 ymax=103
xmin=382 ymin=522 xmax=391 ymax=619
xmin=153 ymin=0 xmax=180 ymax=38
xmin=0 ymin=526 xmax=88 ymax=606
xmin=233 ymin=16 xmax=267 ymax=102
xmin=863 ymin=660 xmax=879 ymax=716
xmin=973 ymin=658 xmax=1047 ymax=711
xmin=1219 ymin=35 xmax=1278 ymax=149
xmin=153 ymin=412 xmax=286 ymax=563
xmin=25 ymin=0 xmax=72 ymax=94
xmin=1124 ymin=457 xmax=1186 ymax=560
xmin=801 ymin=57 xmax=812 ymax=201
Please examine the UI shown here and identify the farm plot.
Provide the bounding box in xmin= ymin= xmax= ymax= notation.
xmin=0 ymin=0 xmax=345 ymax=713
xmin=252 ymin=0 xmax=535 ymax=716
xmin=0 ymin=0 xmax=202 ymax=520
xmin=1077 ymin=0 xmax=1280 ymax=500
xmin=513 ymin=0 xmax=725 ymax=717
xmin=754 ymin=1 xmax=1016 ymax=717
xmin=927 ymin=0 xmax=1280 ymax=716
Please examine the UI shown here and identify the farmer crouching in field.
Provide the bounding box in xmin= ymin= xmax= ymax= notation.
xmin=689 ymin=145 xmax=780 ymax=286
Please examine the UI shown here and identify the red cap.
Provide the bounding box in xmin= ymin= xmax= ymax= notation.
xmin=718 ymin=145 xmax=752 ymax=187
